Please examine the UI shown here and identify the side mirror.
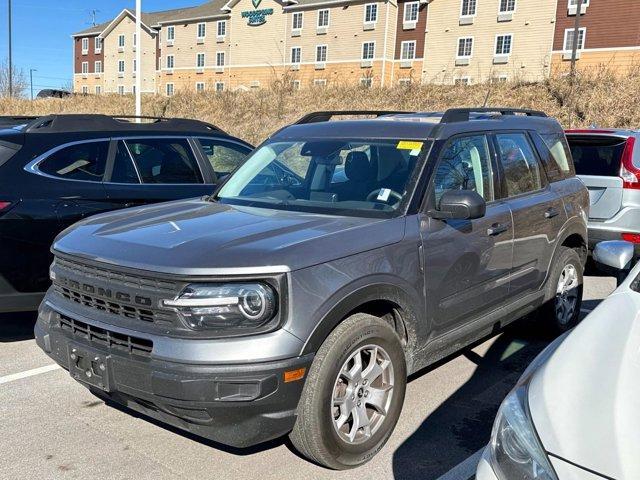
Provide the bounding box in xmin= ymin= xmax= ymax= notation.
xmin=429 ymin=190 xmax=486 ymax=220
xmin=593 ymin=240 xmax=635 ymax=286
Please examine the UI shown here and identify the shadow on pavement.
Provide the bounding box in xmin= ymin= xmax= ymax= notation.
xmin=0 ymin=311 xmax=38 ymax=342
xmin=392 ymin=317 xmax=577 ymax=480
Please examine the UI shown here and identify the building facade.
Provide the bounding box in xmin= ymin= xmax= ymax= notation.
xmin=72 ymin=0 xmax=640 ymax=94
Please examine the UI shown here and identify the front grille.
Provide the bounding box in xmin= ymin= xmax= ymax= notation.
xmin=52 ymin=256 xmax=178 ymax=326
xmin=54 ymin=284 xmax=158 ymax=323
xmin=58 ymin=313 xmax=153 ymax=357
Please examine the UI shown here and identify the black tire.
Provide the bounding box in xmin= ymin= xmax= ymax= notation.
xmin=290 ymin=313 xmax=407 ymax=470
xmin=539 ymin=247 xmax=584 ymax=333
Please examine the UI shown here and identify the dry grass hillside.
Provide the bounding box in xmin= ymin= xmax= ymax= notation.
xmin=1 ymin=67 xmax=638 ymax=145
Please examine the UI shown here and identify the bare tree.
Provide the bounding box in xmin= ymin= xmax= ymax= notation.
xmin=0 ymin=60 xmax=28 ymax=98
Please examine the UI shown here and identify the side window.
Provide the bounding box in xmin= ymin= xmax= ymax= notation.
xmin=39 ymin=141 xmax=109 ymax=181
xmin=496 ymin=133 xmax=542 ymax=197
xmin=124 ymin=138 xmax=203 ymax=184
xmin=198 ymin=138 xmax=250 ymax=177
xmin=539 ymin=132 xmax=574 ymax=178
xmin=433 ymin=135 xmax=494 ymax=207
xmin=110 ymin=141 xmax=140 ymax=184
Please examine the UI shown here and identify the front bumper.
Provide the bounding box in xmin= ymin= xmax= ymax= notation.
xmin=35 ymin=302 xmax=313 ymax=448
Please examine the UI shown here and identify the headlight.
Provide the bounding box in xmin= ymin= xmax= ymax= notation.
xmin=164 ymin=283 xmax=277 ymax=331
xmin=490 ymin=384 xmax=557 ymax=480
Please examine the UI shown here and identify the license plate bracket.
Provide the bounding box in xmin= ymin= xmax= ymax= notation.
xmin=68 ymin=344 xmax=111 ymax=392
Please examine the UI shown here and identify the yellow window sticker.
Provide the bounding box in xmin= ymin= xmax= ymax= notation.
xmin=397 ymin=141 xmax=424 ymax=151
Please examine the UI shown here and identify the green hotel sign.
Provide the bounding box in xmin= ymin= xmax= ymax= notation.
xmin=242 ymin=0 xmax=274 ymax=26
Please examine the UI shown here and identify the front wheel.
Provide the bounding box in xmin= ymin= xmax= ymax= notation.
xmin=290 ymin=313 xmax=407 ymax=470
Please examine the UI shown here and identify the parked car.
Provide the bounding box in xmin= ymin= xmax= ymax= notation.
xmin=566 ymin=128 xmax=640 ymax=255
xmin=35 ymin=108 xmax=589 ymax=469
xmin=477 ymin=240 xmax=638 ymax=480
xmin=36 ymin=89 xmax=72 ymax=99
xmin=0 ymin=114 xmax=252 ymax=313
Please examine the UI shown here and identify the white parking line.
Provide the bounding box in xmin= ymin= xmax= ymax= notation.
xmin=435 ymin=447 xmax=484 ymax=480
xmin=0 ymin=364 xmax=61 ymax=386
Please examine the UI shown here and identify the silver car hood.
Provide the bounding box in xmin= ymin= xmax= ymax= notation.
xmin=528 ymin=281 xmax=640 ymax=479
xmin=53 ymin=199 xmax=406 ymax=274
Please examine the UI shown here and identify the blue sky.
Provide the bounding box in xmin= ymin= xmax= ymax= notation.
xmin=0 ymin=0 xmax=200 ymax=96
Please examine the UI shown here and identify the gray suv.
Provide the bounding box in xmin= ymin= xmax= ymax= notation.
xmin=566 ymin=128 xmax=640 ymax=254
xmin=35 ymin=108 xmax=589 ymax=469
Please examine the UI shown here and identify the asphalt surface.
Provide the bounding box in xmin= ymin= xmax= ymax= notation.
xmin=0 ymin=273 xmax=617 ymax=480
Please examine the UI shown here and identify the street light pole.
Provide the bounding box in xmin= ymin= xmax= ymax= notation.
xmin=8 ymin=0 xmax=13 ymax=98
xmin=135 ymin=0 xmax=142 ymax=120
xmin=570 ymin=0 xmax=585 ymax=80
xmin=30 ymin=69 xmax=36 ymax=100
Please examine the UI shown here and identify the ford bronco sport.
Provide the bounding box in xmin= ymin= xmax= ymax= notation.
xmin=35 ymin=108 xmax=589 ymax=469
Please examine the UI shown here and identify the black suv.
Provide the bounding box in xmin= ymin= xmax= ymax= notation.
xmin=36 ymin=108 xmax=589 ymax=469
xmin=0 ymin=115 xmax=252 ymax=313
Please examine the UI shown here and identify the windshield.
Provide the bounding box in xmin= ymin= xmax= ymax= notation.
xmin=216 ymin=138 xmax=429 ymax=217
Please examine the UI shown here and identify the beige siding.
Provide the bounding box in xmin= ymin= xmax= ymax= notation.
xmin=423 ymin=0 xmax=557 ymax=84
xmin=103 ymin=15 xmax=157 ymax=93
xmin=551 ymin=49 xmax=640 ymax=74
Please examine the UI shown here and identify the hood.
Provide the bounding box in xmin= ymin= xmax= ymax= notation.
xmin=528 ymin=287 xmax=640 ymax=479
xmin=53 ymin=199 xmax=406 ymax=274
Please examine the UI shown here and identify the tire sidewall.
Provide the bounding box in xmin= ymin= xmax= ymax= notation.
xmin=312 ymin=321 xmax=406 ymax=468
xmin=549 ymin=248 xmax=584 ymax=332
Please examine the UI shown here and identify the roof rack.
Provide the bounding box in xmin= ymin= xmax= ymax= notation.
xmin=440 ymin=107 xmax=548 ymax=123
xmin=295 ymin=110 xmax=414 ymax=125
xmin=23 ymin=114 xmax=225 ymax=134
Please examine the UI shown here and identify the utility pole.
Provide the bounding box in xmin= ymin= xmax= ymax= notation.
xmin=8 ymin=0 xmax=12 ymax=98
xmin=30 ymin=69 xmax=36 ymax=100
xmin=569 ymin=0 xmax=585 ymax=80
xmin=89 ymin=9 xmax=100 ymax=27
xmin=135 ymin=0 xmax=142 ymax=120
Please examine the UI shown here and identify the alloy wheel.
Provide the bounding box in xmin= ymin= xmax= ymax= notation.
xmin=555 ymin=264 xmax=579 ymax=326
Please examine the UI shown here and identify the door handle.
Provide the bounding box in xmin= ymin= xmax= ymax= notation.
xmin=544 ymin=208 xmax=560 ymax=219
xmin=487 ymin=223 xmax=510 ymax=236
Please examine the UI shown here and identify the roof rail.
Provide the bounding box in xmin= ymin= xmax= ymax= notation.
xmin=295 ymin=110 xmax=413 ymax=125
xmin=0 ymin=116 xmax=40 ymax=128
xmin=23 ymin=114 xmax=225 ymax=134
xmin=440 ymin=107 xmax=548 ymax=123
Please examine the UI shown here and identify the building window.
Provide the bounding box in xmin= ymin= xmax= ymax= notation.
xmin=95 ymin=85 xmax=102 ymax=94
xmin=291 ymin=47 xmax=302 ymax=64
xmin=95 ymin=61 xmax=102 ymax=73
xmin=568 ymin=0 xmax=589 ymax=7
xmin=166 ymin=55 xmax=175 ymax=69
xmin=215 ymin=82 xmax=225 ymax=92
xmin=498 ymin=74 xmax=508 ymax=83
xmin=292 ymin=12 xmax=303 ymax=31
xmin=362 ymin=41 xmax=375 ymax=60
xmin=133 ymin=59 xmax=137 ymax=73
xmin=81 ymin=38 xmax=89 ymax=54
xmin=457 ymin=37 xmax=474 ymax=58
xmin=217 ymin=20 xmax=227 ymax=37
xmin=167 ymin=26 xmax=175 ymax=42
xmin=460 ymin=0 xmax=477 ymax=17
xmin=81 ymin=62 xmax=89 ymax=74
xmin=360 ymin=77 xmax=373 ymax=88
xmin=563 ymin=27 xmax=586 ymax=51
xmin=316 ymin=45 xmax=328 ymax=62
xmin=292 ymin=80 xmax=301 ymax=90
xmin=404 ymin=2 xmax=419 ymax=23
xmin=118 ymin=85 xmax=125 ymax=95
xmin=197 ymin=23 xmax=206 ymax=39
xmin=216 ymin=52 xmax=226 ymax=67
xmin=401 ymin=40 xmax=416 ymax=60
xmin=455 ymin=77 xmax=471 ymax=85
xmin=399 ymin=78 xmax=412 ymax=86
xmin=118 ymin=34 xmax=125 ymax=48
xmin=133 ymin=33 xmax=137 ymax=48
xmin=196 ymin=82 xmax=205 ymax=93
xmin=318 ymin=9 xmax=330 ymax=27
xmin=364 ymin=4 xmax=378 ymax=23
xmin=118 ymin=60 xmax=125 ymax=73
xmin=82 ymin=86 xmax=88 ymax=94
xmin=197 ymin=53 xmax=206 ymax=68
xmin=499 ymin=0 xmax=516 ymax=13
xmin=95 ymin=37 xmax=102 ymax=53
xmin=132 ymin=84 xmax=136 ymax=95
xmin=166 ymin=83 xmax=174 ymax=96
xmin=314 ymin=79 xmax=327 ymax=87
xmin=495 ymin=34 xmax=513 ymax=55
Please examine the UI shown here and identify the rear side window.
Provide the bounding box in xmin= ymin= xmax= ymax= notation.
xmin=198 ymin=138 xmax=250 ymax=177
xmin=496 ymin=133 xmax=542 ymax=197
xmin=568 ymin=135 xmax=626 ymax=176
xmin=124 ymin=138 xmax=203 ymax=184
xmin=39 ymin=141 xmax=108 ymax=181
xmin=0 ymin=141 xmax=21 ymax=169
xmin=537 ymin=132 xmax=574 ymax=180
xmin=110 ymin=141 xmax=140 ymax=184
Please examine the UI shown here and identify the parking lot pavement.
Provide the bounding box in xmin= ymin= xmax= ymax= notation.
xmin=0 ymin=274 xmax=617 ymax=480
